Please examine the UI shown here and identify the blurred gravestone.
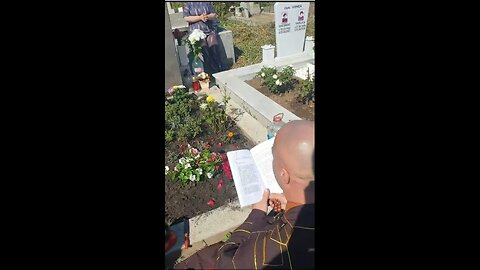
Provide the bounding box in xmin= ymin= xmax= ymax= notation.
xmin=248 ymin=2 xmax=261 ymax=15
xmin=274 ymin=2 xmax=310 ymax=58
xmin=164 ymin=4 xmax=182 ymax=91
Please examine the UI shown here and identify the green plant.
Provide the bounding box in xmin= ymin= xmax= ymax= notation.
xmin=212 ymin=2 xmax=235 ymax=20
xmin=166 ymin=143 xmax=223 ymax=186
xmin=165 ymin=130 xmax=174 ymax=143
xmin=298 ymin=70 xmax=315 ymax=104
xmin=200 ymin=95 xmax=229 ymax=133
xmin=256 ymin=66 xmax=295 ymax=95
xmin=176 ymin=117 xmax=203 ymax=142
xmin=165 ymin=86 xmax=202 ymax=143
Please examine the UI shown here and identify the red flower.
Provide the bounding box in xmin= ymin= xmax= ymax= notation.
xmin=222 ymin=161 xmax=233 ymax=180
xmin=207 ymin=200 xmax=215 ymax=207
xmin=217 ymin=142 xmax=222 ymax=147
xmin=216 ymin=180 xmax=224 ymax=190
xmin=215 ymin=165 xmax=220 ymax=171
xmin=220 ymin=153 xmax=227 ymax=161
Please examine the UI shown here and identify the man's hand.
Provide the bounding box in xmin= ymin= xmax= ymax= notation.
xmin=252 ymin=189 xmax=270 ymax=213
xmin=268 ymin=193 xmax=287 ymax=211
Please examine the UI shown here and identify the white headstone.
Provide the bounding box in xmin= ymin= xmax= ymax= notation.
xmin=274 ymin=2 xmax=310 ymax=58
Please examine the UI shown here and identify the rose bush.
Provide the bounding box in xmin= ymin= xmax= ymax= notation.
xmin=256 ymin=65 xmax=295 ymax=94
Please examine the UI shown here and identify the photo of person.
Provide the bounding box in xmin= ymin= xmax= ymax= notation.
xmin=298 ymin=10 xmax=304 ymax=21
xmin=282 ymin=12 xmax=288 ymax=23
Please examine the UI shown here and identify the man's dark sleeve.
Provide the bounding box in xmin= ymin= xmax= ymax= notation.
xmin=214 ymin=209 xmax=270 ymax=269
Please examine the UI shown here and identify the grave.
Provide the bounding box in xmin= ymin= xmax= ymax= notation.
xmin=213 ymin=1 xmax=315 ymax=128
xmin=164 ymin=4 xmax=182 ymax=92
xmin=229 ymin=2 xmax=274 ymax=26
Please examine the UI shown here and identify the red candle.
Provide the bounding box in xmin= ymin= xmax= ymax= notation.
xmin=192 ymin=81 xmax=200 ymax=92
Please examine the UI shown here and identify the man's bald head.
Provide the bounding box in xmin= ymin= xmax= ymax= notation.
xmin=272 ymin=120 xmax=315 ymax=182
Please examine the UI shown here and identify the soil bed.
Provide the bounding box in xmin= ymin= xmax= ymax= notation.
xmin=165 ymin=124 xmax=255 ymax=225
xmin=245 ymin=77 xmax=315 ymax=121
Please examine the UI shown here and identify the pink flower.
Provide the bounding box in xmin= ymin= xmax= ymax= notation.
xmin=215 ymin=165 xmax=220 ymax=171
xmin=207 ymin=200 xmax=215 ymax=207
xmin=191 ymin=148 xmax=199 ymax=155
xmin=217 ymin=142 xmax=222 ymax=147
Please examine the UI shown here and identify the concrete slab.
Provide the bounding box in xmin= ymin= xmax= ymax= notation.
xmin=201 ymin=85 xmax=268 ymax=144
xmin=169 ymin=12 xmax=188 ymax=32
xmin=188 ymin=199 xmax=251 ymax=244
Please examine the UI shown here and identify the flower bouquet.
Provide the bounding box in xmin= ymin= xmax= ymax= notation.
xmin=187 ymin=29 xmax=206 ymax=74
xmin=197 ymin=72 xmax=210 ymax=90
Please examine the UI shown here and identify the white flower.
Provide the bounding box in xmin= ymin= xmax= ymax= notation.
xmin=165 ymin=166 xmax=169 ymax=175
xmin=207 ymin=172 xmax=213 ymax=179
xmin=189 ymin=29 xmax=206 ymax=44
xmin=189 ymin=174 xmax=196 ymax=181
xmin=184 ymin=163 xmax=191 ymax=169
xmin=179 ymin=157 xmax=186 ymax=165
xmin=200 ymin=103 xmax=208 ymax=110
xmin=174 ymin=165 xmax=179 ymax=171
xmin=272 ymin=74 xmax=278 ymax=79
xmin=195 ymin=154 xmax=200 ymax=159
xmin=261 ymin=72 xmax=265 ymax=77
xmin=196 ymin=168 xmax=203 ymax=175
xmin=275 ymin=79 xmax=282 ymax=85
xmin=289 ymin=65 xmax=293 ymax=67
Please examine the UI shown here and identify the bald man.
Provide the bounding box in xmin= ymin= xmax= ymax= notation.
xmin=175 ymin=120 xmax=315 ymax=270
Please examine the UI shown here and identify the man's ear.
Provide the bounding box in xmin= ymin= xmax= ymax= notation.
xmin=280 ymin=168 xmax=290 ymax=185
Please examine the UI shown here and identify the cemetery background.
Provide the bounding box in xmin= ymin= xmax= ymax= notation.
xmin=165 ymin=2 xmax=315 ymax=266
xmin=168 ymin=2 xmax=315 ymax=69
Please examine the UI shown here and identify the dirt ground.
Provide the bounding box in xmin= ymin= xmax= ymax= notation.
xmin=245 ymin=77 xmax=315 ymax=121
xmin=165 ymin=125 xmax=255 ymax=225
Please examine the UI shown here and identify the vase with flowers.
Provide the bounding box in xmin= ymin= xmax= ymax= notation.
xmin=197 ymin=72 xmax=210 ymax=90
xmin=187 ymin=29 xmax=206 ymax=76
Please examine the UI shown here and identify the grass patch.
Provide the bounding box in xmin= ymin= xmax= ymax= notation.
xmin=220 ymin=20 xmax=276 ymax=68
xmin=220 ymin=14 xmax=315 ymax=68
